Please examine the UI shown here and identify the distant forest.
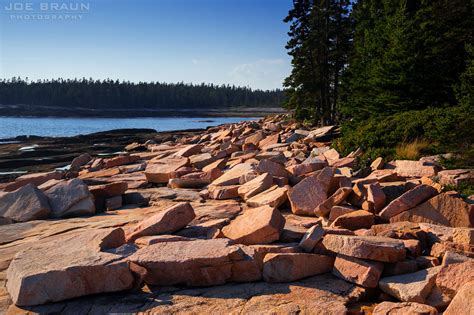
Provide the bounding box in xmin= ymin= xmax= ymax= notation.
xmin=0 ymin=78 xmax=285 ymax=109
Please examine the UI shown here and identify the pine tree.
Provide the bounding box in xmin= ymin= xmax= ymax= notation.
xmin=0 ymin=78 xmax=285 ymax=110
xmin=339 ymin=0 xmax=474 ymax=121
xmin=456 ymin=44 xmax=474 ymax=108
xmin=284 ymin=0 xmax=351 ymax=125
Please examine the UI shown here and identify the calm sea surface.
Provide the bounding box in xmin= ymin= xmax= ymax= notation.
xmin=0 ymin=116 xmax=259 ymax=139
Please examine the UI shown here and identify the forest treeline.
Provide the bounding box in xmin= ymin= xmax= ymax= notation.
xmin=0 ymin=78 xmax=285 ymax=109
xmin=283 ymin=0 xmax=473 ymax=165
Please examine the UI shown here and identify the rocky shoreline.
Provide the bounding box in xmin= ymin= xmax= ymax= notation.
xmin=0 ymin=128 xmax=202 ymax=181
xmin=0 ymin=114 xmax=473 ymax=314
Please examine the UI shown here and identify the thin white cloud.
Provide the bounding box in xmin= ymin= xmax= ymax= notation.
xmin=229 ymin=58 xmax=289 ymax=90
xmin=191 ymin=58 xmax=212 ymax=66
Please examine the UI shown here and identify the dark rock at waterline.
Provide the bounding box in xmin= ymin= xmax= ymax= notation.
xmin=0 ymin=128 xmax=200 ymax=182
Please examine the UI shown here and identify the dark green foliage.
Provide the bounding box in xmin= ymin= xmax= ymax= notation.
xmin=442 ymin=183 xmax=474 ymax=199
xmin=280 ymin=0 xmax=474 ymax=167
xmin=0 ymin=78 xmax=285 ymax=110
xmin=334 ymin=104 xmax=474 ymax=162
xmin=284 ymin=0 xmax=352 ymax=125
xmin=455 ymin=44 xmax=474 ymax=108
xmin=285 ymin=0 xmax=474 ymax=126
xmin=339 ymin=0 xmax=473 ymax=121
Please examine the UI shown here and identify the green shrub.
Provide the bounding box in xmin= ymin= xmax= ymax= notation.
xmin=334 ymin=104 xmax=474 ymax=165
xmin=442 ymin=183 xmax=474 ymax=198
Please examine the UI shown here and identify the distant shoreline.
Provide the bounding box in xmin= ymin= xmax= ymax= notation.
xmin=0 ymin=104 xmax=285 ymax=118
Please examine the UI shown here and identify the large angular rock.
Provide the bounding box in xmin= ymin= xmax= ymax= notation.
xmin=332 ymin=254 xmax=383 ymax=288
xmin=299 ymin=223 xmax=325 ymax=252
xmin=246 ymin=185 xmax=288 ymax=208
xmin=222 ymin=205 xmax=285 ymax=245
xmin=212 ymin=163 xmax=254 ymax=186
xmin=44 ymin=178 xmax=95 ymax=218
xmin=145 ymin=157 xmax=189 ymax=183
xmin=6 ymin=228 xmax=134 ymax=306
xmin=314 ymin=187 xmax=352 ymax=217
xmin=347 ymin=182 xmax=369 ymax=207
xmin=452 ymin=227 xmax=474 ymax=245
xmin=330 ymin=157 xmax=356 ymax=168
xmin=436 ymin=260 xmax=474 ymax=298
xmin=238 ymin=173 xmax=273 ymax=200
xmin=229 ymin=246 xmax=262 ymax=283
xmin=430 ymin=241 xmax=474 ymax=259
xmin=322 ymin=235 xmax=406 ymax=262
xmin=89 ymin=182 xmax=128 ymax=199
xmin=373 ymin=302 xmax=438 ymax=315
xmin=174 ymin=144 xmax=202 ymax=157
xmin=329 ymin=205 xmax=356 ymax=221
xmin=443 ymin=281 xmax=474 ymax=315
xmin=288 ymin=176 xmax=327 ymax=216
xmin=202 ymin=158 xmax=227 ymax=173
xmin=250 ymin=243 xmax=300 ymax=268
xmin=256 ymin=159 xmax=290 ymax=178
xmin=189 ymin=153 xmax=216 ymax=169
xmin=323 ymin=148 xmax=340 ymax=162
xmin=379 ymin=266 xmax=442 ymax=303
xmin=394 ymin=160 xmax=439 ymax=177
xmin=37 ymin=178 xmax=63 ymax=191
xmin=126 ymin=202 xmax=196 ymax=242
xmin=371 ymin=157 xmax=384 ymax=170
xmin=262 ymin=253 xmax=333 ymax=282
xmin=105 ymin=196 xmax=122 ymax=210
xmin=128 ymin=238 xmax=252 ymax=286
xmin=89 ymin=181 xmax=128 ymax=211
xmin=390 ymin=192 xmax=474 ymax=228
xmin=0 ymin=184 xmax=50 ymax=222
xmin=70 ymin=153 xmax=92 ymax=170
xmin=438 ymin=169 xmax=474 ymax=186
xmin=243 ymin=274 xmax=363 ymax=314
xmin=383 ymin=260 xmax=419 ymax=277
xmin=379 ymin=185 xmax=438 ymax=220
xmin=259 ymin=133 xmax=280 ymax=149
xmin=79 ymin=168 xmax=120 ymax=179
xmin=245 ymin=130 xmax=265 ymax=145
xmin=441 ymin=250 xmax=473 ymax=265
xmin=287 ymin=159 xmax=326 ymax=176
xmin=2 ymin=171 xmax=62 ymax=192
xmin=418 ymin=222 xmax=456 ymax=242
xmin=367 ymin=182 xmax=386 ymax=212
xmin=331 ymin=210 xmax=374 ymax=230
xmin=305 ymin=125 xmax=337 ymax=141
xmin=169 ymin=177 xmax=210 ymax=189
xmin=425 ymin=285 xmax=451 ymax=310
xmin=134 ymin=234 xmax=193 ymax=246
xmin=256 ymin=151 xmax=286 ymax=164
xmin=208 ymin=184 xmax=239 ymax=200
xmin=104 ymin=155 xmax=140 ymax=168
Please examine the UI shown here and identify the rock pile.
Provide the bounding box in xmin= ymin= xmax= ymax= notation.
xmin=0 ymin=114 xmax=473 ymax=313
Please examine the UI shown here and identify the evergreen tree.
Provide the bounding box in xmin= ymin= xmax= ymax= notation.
xmin=0 ymin=78 xmax=285 ymax=111
xmin=339 ymin=0 xmax=474 ymax=121
xmin=284 ymin=0 xmax=352 ymax=125
xmin=456 ymin=44 xmax=474 ymax=108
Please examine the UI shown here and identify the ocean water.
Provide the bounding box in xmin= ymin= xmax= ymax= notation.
xmin=0 ymin=116 xmax=259 ymax=139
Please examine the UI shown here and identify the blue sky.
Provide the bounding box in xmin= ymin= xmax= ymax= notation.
xmin=0 ymin=0 xmax=293 ymax=90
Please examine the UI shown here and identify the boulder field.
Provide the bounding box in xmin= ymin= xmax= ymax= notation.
xmin=0 ymin=114 xmax=473 ymax=314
